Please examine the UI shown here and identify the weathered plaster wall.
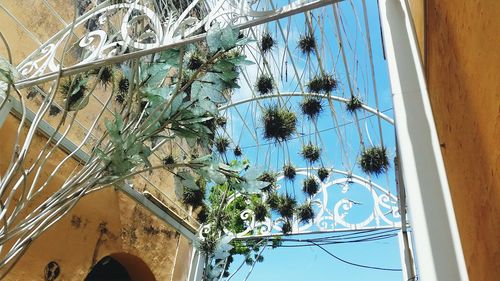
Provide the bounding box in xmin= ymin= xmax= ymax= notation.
xmin=0 ymin=116 xmax=192 ymax=280
xmin=408 ymin=0 xmax=500 ymax=280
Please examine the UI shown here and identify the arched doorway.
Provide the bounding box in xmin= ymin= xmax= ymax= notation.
xmin=85 ymin=253 xmax=156 ymax=281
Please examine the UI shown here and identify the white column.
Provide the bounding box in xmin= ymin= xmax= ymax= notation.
xmin=378 ymin=0 xmax=468 ymax=280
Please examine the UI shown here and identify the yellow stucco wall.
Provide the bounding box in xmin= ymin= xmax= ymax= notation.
xmin=0 ymin=116 xmax=192 ymax=280
xmin=408 ymin=0 xmax=500 ymax=280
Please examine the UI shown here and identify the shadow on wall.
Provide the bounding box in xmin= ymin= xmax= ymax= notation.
xmin=84 ymin=253 xmax=156 ymax=281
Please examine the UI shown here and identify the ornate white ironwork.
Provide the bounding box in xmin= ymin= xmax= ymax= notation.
xmin=199 ymin=169 xmax=401 ymax=239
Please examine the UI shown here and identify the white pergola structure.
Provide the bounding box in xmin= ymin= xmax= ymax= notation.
xmin=0 ymin=0 xmax=468 ymax=280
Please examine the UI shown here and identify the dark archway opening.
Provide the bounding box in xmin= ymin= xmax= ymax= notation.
xmin=84 ymin=257 xmax=132 ymax=281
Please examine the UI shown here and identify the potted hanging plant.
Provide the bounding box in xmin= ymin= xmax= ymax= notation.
xmin=346 ymin=96 xmax=363 ymax=113
xmin=301 ymin=143 xmax=321 ymax=164
xmin=300 ymin=97 xmax=323 ymax=119
xmin=297 ymin=201 xmax=315 ymax=224
xmin=317 ymin=167 xmax=330 ymax=182
xmin=283 ymin=164 xmax=297 ymax=181
xmin=359 ymin=146 xmax=390 ymax=176
xmin=260 ymin=32 xmax=275 ymax=53
xmin=255 ymin=74 xmax=274 ymax=95
xmin=262 ymin=105 xmax=297 ymax=142
xmin=302 ymin=176 xmax=319 ymax=197
xmin=298 ymin=33 xmax=316 ymax=55
xmin=215 ymin=137 xmax=230 ymax=153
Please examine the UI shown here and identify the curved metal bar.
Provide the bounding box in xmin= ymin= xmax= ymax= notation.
xmin=220 ymin=92 xmax=394 ymax=124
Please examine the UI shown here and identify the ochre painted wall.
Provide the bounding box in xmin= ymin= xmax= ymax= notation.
xmin=408 ymin=0 xmax=500 ymax=280
xmin=0 ymin=116 xmax=192 ymax=280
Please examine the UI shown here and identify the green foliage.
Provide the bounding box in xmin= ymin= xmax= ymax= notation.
xmin=301 ymin=143 xmax=321 ymax=164
xmin=60 ymin=75 xmax=89 ymax=111
xmin=297 ymin=201 xmax=314 ymax=224
xmin=298 ymin=33 xmax=316 ymax=55
xmin=302 ymin=176 xmax=319 ymax=197
xmin=300 ymin=97 xmax=323 ymax=119
xmin=359 ymin=146 xmax=389 ymax=176
xmin=266 ymin=192 xmax=280 ymax=211
xmin=283 ymin=164 xmax=296 ymax=181
xmin=255 ymin=74 xmax=274 ymax=95
xmin=346 ymin=96 xmax=363 ymax=112
xmin=271 ymin=236 xmax=282 ymax=249
xmin=317 ymin=167 xmax=330 ymax=182
xmin=260 ymin=33 xmax=275 ymax=53
xmin=262 ymin=105 xmax=297 ymax=142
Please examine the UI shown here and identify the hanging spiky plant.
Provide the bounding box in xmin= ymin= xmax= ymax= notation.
xmin=260 ymin=33 xmax=275 ymax=53
xmin=215 ymin=116 xmax=227 ymax=128
xmin=283 ymin=164 xmax=297 ymax=181
xmin=115 ymin=93 xmax=125 ymax=104
xmin=60 ymin=75 xmax=88 ymax=110
xmin=307 ymin=75 xmax=323 ymax=93
xmin=317 ymin=167 xmax=330 ymax=182
xmin=187 ymin=52 xmax=205 ymax=70
xmin=302 ymin=176 xmax=319 ymax=197
xmin=257 ymin=172 xmax=277 ymax=193
xmin=49 ymin=105 xmax=61 ymax=117
xmin=266 ymin=192 xmax=280 ymax=211
xmin=215 ymin=137 xmax=230 ymax=153
xmin=182 ymin=187 xmax=204 ymax=207
xmin=253 ymin=202 xmax=268 ymax=222
xmin=297 ymin=201 xmax=315 ymax=224
xmin=300 ymin=97 xmax=323 ymax=119
xmin=26 ymin=88 xmax=38 ymax=100
xmin=91 ymin=66 xmax=114 ymax=88
xmin=359 ymin=146 xmax=389 ymax=176
xmin=163 ymin=155 xmax=175 ymax=166
xmin=262 ymin=105 xmax=297 ymax=142
xmin=234 ymin=145 xmax=242 ymax=157
xmin=197 ymin=205 xmax=209 ymax=224
xmin=346 ymin=96 xmax=363 ymax=112
xmin=278 ymin=194 xmax=297 ymax=219
xmin=282 ymin=220 xmax=292 ymax=234
xmin=117 ymin=76 xmax=129 ymax=94
xmin=298 ymin=33 xmax=316 ymax=55
xmin=255 ymin=74 xmax=274 ymax=95
xmin=321 ymin=74 xmax=338 ymax=93
xmin=301 ymin=143 xmax=321 ymax=164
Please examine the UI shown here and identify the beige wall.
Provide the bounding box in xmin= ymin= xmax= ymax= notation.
xmin=0 ymin=116 xmax=192 ymax=281
xmin=408 ymin=0 xmax=500 ymax=280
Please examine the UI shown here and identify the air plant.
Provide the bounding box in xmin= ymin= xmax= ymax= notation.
xmin=283 ymin=164 xmax=297 ymax=181
xmin=255 ymin=74 xmax=274 ymax=95
xmin=266 ymin=192 xmax=280 ymax=211
xmin=307 ymin=75 xmax=323 ymax=93
xmin=197 ymin=205 xmax=209 ymax=224
xmin=278 ymin=194 xmax=297 ymax=219
xmin=298 ymin=33 xmax=316 ymax=55
xmin=300 ymin=97 xmax=323 ymax=119
xmin=182 ymin=187 xmax=204 ymax=208
xmin=253 ymin=202 xmax=268 ymax=222
xmin=91 ymin=66 xmax=114 ymax=88
xmin=260 ymin=33 xmax=275 ymax=53
xmin=262 ymin=105 xmax=297 ymax=142
xmin=257 ymin=172 xmax=277 ymax=193
xmin=215 ymin=116 xmax=227 ymax=128
xmin=302 ymin=176 xmax=319 ymax=197
xmin=163 ymin=155 xmax=175 ymax=166
xmin=281 ymin=220 xmax=292 ymax=234
xmin=301 ymin=143 xmax=321 ymax=164
xmin=215 ymin=137 xmax=230 ymax=153
xmin=115 ymin=93 xmax=125 ymax=104
xmin=317 ymin=167 xmax=330 ymax=182
xmin=359 ymin=146 xmax=390 ymax=176
xmin=234 ymin=145 xmax=242 ymax=157
xmin=307 ymin=74 xmax=338 ymax=93
xmin=117 ymin=76 xmax=129 ymax=94
xmin=346 ymin=96 xmax=363 ymax=113
xmin=60 ymin=75 xmax=88 ymax=110
xmin=187 ymin=52 xmax=205 ymax=70
xmin=49 ymin=105 xmax=61 ymax=117
xmin=297 ymin=201 xmax=315 ymax=224
xmin=26 ymin=88 xmax=38 ymax=100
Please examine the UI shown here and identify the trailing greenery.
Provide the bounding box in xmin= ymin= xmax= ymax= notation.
xmin=317 ymin=167 xmax=330 ymax=182
xmin=255 ymin=74 xmax=274 ymax=95
xmin=300 ymin=97 xmax=323 ymax=119
xmin=302 ymin=176 xmax=319 ymax=197
xmin=262 ymin=105 xmax=297 ymax=142
xmin=297 ymin=201 xmax=314 ymax=224
xmin=298 ymin=33 xmax=316 ymax=55
xmin=260 ymin=33 xmax=275 ymax=53
xmin=301 ymin=143 xmax=321 ymax=163
xmin=359 ymin=146 xmax=390 ymax=176
xmin=283 ymin=164 xmax=296 ymax=181
xmin=346 ymin=96 xmax=363 ymax=112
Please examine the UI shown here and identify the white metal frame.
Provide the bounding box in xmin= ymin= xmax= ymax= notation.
xmin=378 ymin=0 xmax=468 ymax=280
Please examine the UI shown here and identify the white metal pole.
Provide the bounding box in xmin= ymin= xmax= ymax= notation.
xmin=378 ymin=0 xmax=468 ymax=280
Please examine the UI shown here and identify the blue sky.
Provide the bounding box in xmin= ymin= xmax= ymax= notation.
xmin=217 ymin=0 xmax=402 ymax=280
